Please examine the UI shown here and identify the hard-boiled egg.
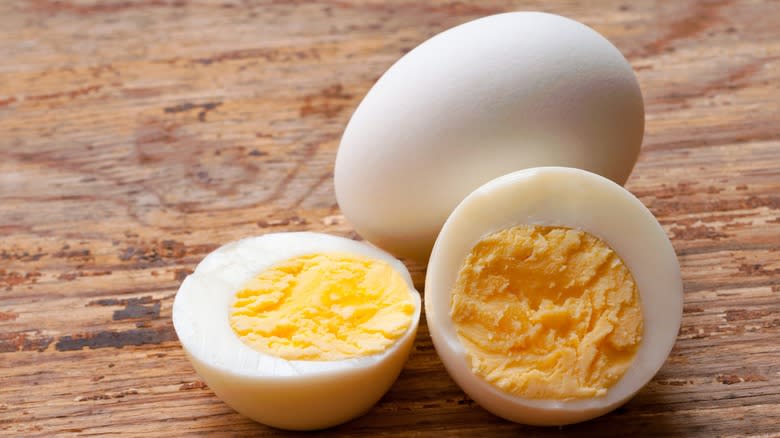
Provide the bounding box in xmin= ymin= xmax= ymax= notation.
xmin=173 ymin=232 xmax=421 ymax=430
xmin=335 ymin=12 xmax=644 ymax=263
xmin=425 ymin=167 xmax=682 ymax=425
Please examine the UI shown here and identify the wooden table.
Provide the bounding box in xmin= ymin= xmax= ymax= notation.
xmin=1 ymin=1 xmax=778 ymax=436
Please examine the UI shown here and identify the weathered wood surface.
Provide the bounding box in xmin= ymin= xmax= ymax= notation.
xmin=1 ymin=0 xmax=779 ymax=436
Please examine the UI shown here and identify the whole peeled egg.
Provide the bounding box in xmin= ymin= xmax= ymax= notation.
xmin=335 ymin=12 xmax=644 ymax=263
xmin=173 ymin=232 xmax=421 ymax=430
xmin=425 ymin=167 xmax=682 ymax=425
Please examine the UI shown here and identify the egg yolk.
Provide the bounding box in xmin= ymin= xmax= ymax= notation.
xmin=450 ymin=225 xmax=642 ymax=399
xmin=230 ymin=253 xmax=415 ymax=361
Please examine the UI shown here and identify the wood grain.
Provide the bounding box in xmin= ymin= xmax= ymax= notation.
xmin=1 ymin=0 xmax=779 ymax=436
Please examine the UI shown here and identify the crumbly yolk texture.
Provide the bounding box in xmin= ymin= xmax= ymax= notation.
xmin=451 ymin=225 xmax=642 ymax=399
xmin=229 ymin=253 xmax=415 ymax=361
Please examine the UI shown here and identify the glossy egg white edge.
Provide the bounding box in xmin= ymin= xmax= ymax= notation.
xmin=172 ymin=232 xmax=422 ymax=430
xmin=424 ymin=167 xmax=683 ymax=426
xmin=335 ymin=11 xmax=644 ymax=263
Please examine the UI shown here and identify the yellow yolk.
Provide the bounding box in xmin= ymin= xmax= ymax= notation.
xmin=230 ymin=253 xmax=415 ymax=361
xmin=450 ymin=225 xmax=642 ymax=399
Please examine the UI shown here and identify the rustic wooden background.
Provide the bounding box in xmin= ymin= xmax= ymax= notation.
xmin=1 ymin=0 xmax=779 ymax=436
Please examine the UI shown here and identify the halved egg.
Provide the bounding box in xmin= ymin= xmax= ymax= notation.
xmin=173 ymin=232 xmax=421 ymax=430
xmin=425 ymin=167 xmax=683 ymax=425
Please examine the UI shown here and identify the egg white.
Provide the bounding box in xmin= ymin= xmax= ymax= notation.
xmin=335 ymin=12 xmax=645 ymax=263
xmin=173 ymin=232 xmax=421 ymax=430
xmin=424 ymin=167 xmax=683 ymax=425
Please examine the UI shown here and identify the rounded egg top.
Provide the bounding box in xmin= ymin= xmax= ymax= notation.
xmin=335 ymin=12 xmax=644 ymax=263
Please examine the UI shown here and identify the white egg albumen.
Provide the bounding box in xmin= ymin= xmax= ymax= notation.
xmin=172 ymin=232 xmax=421 ymax=431
xmin=335 ymin=12 xmax=644 ymax=263
xmin=425 ymin=167 xmax=682 ymax=425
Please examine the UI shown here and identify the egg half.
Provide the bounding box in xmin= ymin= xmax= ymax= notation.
xmin=425 ymin=167 xmax=682 ymax=425
xmin=172 ymin=232 xmax=421 ymax=430
xmin=335 ymin=12 xmax=644 ymax=263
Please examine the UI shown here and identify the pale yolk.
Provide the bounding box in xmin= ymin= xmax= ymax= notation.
xmin=230 ymin=253 xmax=415 ymax=361
xmin=451 ymin=225 xmax=642 ymax=399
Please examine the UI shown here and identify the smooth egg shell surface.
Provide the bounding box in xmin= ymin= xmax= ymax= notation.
xmin=335 ymin=12 xmax=644 ymax=263
xmin=425 ymin=167 xmax=682 ymax=425
xmin=172 ymin=232 xmax=421 ymax=430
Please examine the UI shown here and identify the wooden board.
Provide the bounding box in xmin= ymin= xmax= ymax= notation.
xmin=1 ymin=0 xmax=779 ymax=436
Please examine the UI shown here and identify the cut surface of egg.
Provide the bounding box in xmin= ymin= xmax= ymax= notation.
xmin=335 ymin=11 xmax=645 ymax=263
xmin=425 ymin=167 xmax=682 ymax=426
xmin=173 ymin=232 xmax=421 ymax=430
